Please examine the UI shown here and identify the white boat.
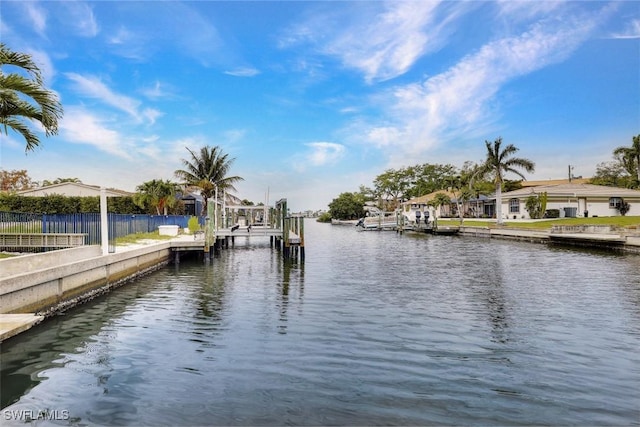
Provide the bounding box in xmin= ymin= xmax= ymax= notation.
xmin=355 ymin=214 xmax=397 ymax=231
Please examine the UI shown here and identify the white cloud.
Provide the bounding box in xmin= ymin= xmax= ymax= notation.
xmin=59 ymin=107 xmax=130 ymax=158
xmin=65 ymin=73 xmax=158 ymax=125
xmin=305 ymin=142 xmax=346 ymax=167
xmin=281 ymin=1 xmax=472 ymax=83
xmin=140 ymin=81 xmax=173 ymax=100
xmin=25 ymin=2 xmax=47 ymax=37
xmin=0 ymin=133 xmax=25 ymax=151
xmin=25 ymin=49 xmax=55 ymax=84
xmin=359 ymin=9 xmax=606 ymax=160
xmin=142 ymin=108 xmax=163 ymax=126
xmin=108 ymin=26 xmax=133 ymax=45
xmin=224 ymin=67 xmax=260 ymax=77
xmin=63 ymin=1 xmax=98 ymax=37
xmin=326 ymin=1 xmax=440 ymax=83
xmin=223 ymin=129 xmax=246 ymax=144
xmin=610 ymin=18 xmax=640 ymax=39
xmin=496 ymin=0 xmax=564 ymax=22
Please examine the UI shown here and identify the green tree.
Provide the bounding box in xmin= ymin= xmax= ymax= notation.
xmin=411 ymin=163 xmax=459 ymax=197
xmin=373 ymin=168 xmax=414 ymax=210
xmin=174 ymin=145 xmax=244 ymax=215
xmin=134 ymin=179 xmax=180 ymax=215
xmin=613 ymin=134 xmax=640 ymax=188
xmin=525 ymin=195 xmax=542 ymax=219
xmin=328 ymin=192 xmax=365 ymax=220
xmin=0 ymin=43 xmax=63 ymax=151
xmin=0 ymin=169 xmax=35 ymax=192
xmin=590 ymin=159 xmax=635 ymax=188
xmin=475 ymin=137 xmax=535 ymax=225
xmin=42 ymin=177 xmax=82 ymax=186
xmin=428 ymin=192 xmax=452 ymax=218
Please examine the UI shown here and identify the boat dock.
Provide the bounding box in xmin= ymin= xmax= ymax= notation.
xmin=184 ymin=197 xmax=305 ymax=261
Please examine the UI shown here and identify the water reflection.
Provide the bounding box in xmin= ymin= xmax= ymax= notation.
xmin=1 ymin=279 xmax=158 ymax=408
xmin=1 ymin=221 xmax=639 ymax=426
xmin=470 ymin=244 xmax=512 ymax=345
xmin=277 ymin=260 xmax=305 ymax=334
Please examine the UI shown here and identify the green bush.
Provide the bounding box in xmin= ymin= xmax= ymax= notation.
xmin=187 ymin=216 xmax=201 ymax=233
xmin=316 ymin=212 xmax=332 ymax=223
xmin=0 ymin=193 xmax=145 ymax=214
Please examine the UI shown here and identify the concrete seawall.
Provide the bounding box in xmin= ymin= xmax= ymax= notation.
xmin=0 ymin=242 xmax=173 ymax=317
xmin=458 ymin=226 xmax=640 ymax=253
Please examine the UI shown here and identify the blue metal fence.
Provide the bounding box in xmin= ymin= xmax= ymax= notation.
xmin=0 ymin=212 xmax=202 ymax=250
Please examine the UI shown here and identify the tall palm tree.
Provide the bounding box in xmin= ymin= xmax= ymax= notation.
xmin=0 ymin=43 xmax=63 ymax=151
xmin=475 ymin=137 xmax=535 ymax=225
xmin=174 ymin=145 xmax=243 ymax=215
xmin=613 ymin=134 xmax=640 ymax=188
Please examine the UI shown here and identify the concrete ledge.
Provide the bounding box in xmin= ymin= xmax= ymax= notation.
xmin=0 ymin=243 xmax=172 ymax=315
xmin=0 ymin=313 xmax=44 ymax=341
xmin=460 ymin=226 xmax=639 ymax=252
xmin=0 ymin=245 xmax=102 ymax=277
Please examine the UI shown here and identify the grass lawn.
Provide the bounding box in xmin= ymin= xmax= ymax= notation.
xmin=437 ymin=216 xmax=640 ymax=230
xmin=115 ymin=231 xmax=174 ymax=245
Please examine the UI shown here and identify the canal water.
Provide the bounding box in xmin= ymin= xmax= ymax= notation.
xmin=2 ymin=220 xmax=639 ymax=426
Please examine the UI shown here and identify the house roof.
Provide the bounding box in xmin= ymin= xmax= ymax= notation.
xmin=403 ymin=190 xmax=457 ymax=205
xmin=179 ymin=191 xmax=203 ymax=201
xmin=404 ymin=189 xmax=491 ymax=206
xmin=519 ymin=178 xmax=590 ymax=187
xmin=501 ymin=183 xmax=640 ymax=199
xmin=17 ymin=182 xmax=132 ymax=197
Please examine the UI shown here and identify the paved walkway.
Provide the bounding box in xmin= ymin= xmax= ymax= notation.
xmin=113 ymin=234 xmax=204 ymax=252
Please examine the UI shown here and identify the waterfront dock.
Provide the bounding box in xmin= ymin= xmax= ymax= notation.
xmin=0 ymin=196 xmax=307 ymax=343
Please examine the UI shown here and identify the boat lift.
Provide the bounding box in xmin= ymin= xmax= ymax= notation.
xmin=204 ymin=193 xmax=304 ymax=260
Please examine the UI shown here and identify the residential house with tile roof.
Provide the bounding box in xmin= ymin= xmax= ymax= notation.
xmin=500 ymin=183 xmax=640 ymax=219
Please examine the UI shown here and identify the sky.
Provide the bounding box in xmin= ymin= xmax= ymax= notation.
xmin=0 ymin=1 xmax=639 ymax=211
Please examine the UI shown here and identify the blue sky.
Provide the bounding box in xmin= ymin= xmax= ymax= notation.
xmin=1 ymin=1 xmax=638 ymax=211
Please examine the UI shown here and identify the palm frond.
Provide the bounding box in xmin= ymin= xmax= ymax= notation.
xmin=0 ymin=44 xmax=63 ymax=151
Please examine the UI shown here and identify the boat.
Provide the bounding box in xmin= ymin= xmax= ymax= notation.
xmin=355 ymin=214 xmax=398 ymax=231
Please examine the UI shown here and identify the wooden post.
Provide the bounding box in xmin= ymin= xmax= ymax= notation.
xmin=283 ymin=217 xmax=290 ymax=259
xmin=299 ymin=216 xmax=305 ymax=261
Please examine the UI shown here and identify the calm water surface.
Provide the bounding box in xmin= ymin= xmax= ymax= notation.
xmin=2 ymin=220 xmax=639 ymax=426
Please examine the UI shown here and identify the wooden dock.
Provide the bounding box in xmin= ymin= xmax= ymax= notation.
xmin=181 ymin=197 xmax=306 ymax=261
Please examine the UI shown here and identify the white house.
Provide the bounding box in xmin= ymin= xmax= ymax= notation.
xmin=499 ymin=183 xmax=640 ymax=219
xmin=17 ymin=182 xmax=132 ymax=197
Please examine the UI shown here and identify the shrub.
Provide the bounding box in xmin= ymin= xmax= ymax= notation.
xmin=618 ymin=202 xmax=631 ymax=216
xmin=316 ymin=212 xmax=332 ymax=223
xmin=0 ymin=193 xmax=145 ymax=214
xmin=187 ymin=216 xmax=201 ymax=233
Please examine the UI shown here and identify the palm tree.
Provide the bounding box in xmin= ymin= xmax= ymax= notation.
xmin=134 ymin=179 xmax=180 ymax=215
xmin=613 ymin=134 xmax=640 ymax=188
xmin=174 ymin=145 xmax=243 ymax=215
xmin=475 ymin=137 xmax=535 ymax=225
xmin=0 ymin=43 xmax=63 ymax=151
xmin=428 ymin=192 xmax=452 ymax=219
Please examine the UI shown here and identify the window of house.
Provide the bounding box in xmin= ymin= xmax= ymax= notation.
xmin=509 ymin=198 xmax=520 ymax=213
xmin=609 ymin=197 xmax=623 ymax=208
